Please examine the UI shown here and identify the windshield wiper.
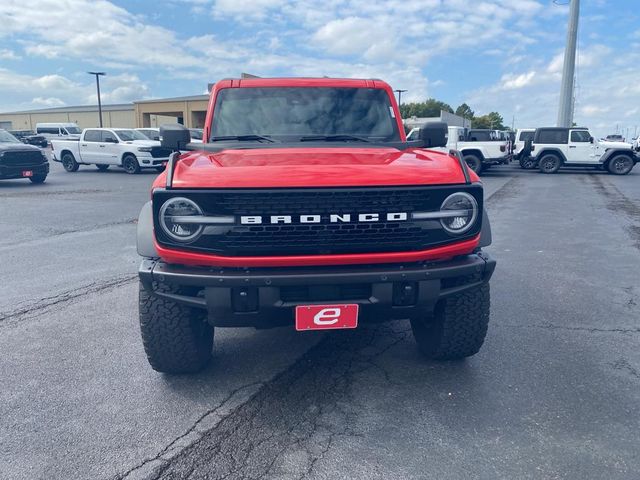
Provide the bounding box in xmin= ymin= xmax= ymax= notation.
xmin=210 ymin=135 xmax=275 ymax=143
xmin=299 ymin=134 xmax=371 ymax=143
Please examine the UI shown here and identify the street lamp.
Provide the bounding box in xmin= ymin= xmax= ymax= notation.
xmin=394 ymin=89 xmax=407 ymax=106
xmin=88 ymin=72 xmax=106 ymax=127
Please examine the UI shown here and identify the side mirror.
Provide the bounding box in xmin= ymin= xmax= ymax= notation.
xmin=589 ymin=136 xmax=594 ymax=143
xmin=161 ymin=124 xmax=191 ymax=151
xmin=418 ymin=122 xmax=448 ymax=148
xmin=104 ymin=137 xmax=118 ymax=143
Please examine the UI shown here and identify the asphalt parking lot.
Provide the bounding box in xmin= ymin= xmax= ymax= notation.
xmin=1 ymin=159 xmax=640 ymax=480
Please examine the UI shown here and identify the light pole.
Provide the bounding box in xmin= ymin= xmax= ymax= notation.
xmin=394 ymin=89 xmax=407 ymax=106
xmin=557 ymin=0 xmax=580 ymax=127
xmin=88 ymin=72 xmax=106 ymax=127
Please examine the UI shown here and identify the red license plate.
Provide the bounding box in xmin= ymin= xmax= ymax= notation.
xmin=22 ymin=170 xmax=33 ymax=177
xmin=295 ymin=304 xmax=359 ymax=331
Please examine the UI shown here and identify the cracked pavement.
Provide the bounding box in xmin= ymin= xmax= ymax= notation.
xmin=1 ymin=161 xmax=639 ymax=479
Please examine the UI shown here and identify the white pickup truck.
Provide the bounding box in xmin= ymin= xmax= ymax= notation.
xmin=407 ymin=126 xmax=509 ymax=174
xmin=51 ymin=128 xmax=171 ymax=174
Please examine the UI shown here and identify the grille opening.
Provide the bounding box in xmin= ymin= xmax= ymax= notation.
xmin=280 ymin=284 xmax=371 ymax=303
xmin=1 ymin=151 xmax=45 ymax=167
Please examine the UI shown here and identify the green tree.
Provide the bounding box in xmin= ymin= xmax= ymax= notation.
xmin=455 ymin=103 xmax=475 ymax=119
xmin=472 ymin=112 xmax=505 ymax=130
xmin=400 ymin=99 xmax=454 ymax=118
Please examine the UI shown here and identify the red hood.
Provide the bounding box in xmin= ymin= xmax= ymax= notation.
xmin=154 ymin=147 xmax=472 ymax=189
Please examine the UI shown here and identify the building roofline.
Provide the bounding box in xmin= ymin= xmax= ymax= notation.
xmin=0 ymin=103 xmax=134 ymax=115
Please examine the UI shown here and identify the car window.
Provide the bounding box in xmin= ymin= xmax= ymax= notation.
xmin=84 ymin=130 xmax=101 ymax=142
xmin=101 ymin=131 xmax=118 ymax=143
xmin=520 ymin=131 xmax=534 ymax=142
xmin=114 ymin=129 xmax=148 ymax=141
xmin=537 ymin=129 xmax=568 ymax=144
xmin=570 ymin=130 xmax=591 ymax=143
xmin=37 ymin=127 xmax=59 ymax=134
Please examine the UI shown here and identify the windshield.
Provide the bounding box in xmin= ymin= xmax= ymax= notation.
xmin=210 ymin=87 xmax=400 ymax=142
xmin=114 ymin=129 xmax=149 ymax=141
xmin=189 ymin=129 xmax=203 ymax=140
xmin=65 ymin=126 xmax=81 ymax=134
xmin=0 ymin=130 xmax=20 ymax=143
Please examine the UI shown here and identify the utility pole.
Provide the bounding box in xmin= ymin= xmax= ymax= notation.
xmin=394 ymin=89 xmax=407 ymax=106
xmin=557 ymin=0 xmax=580 ymax=127
xmin=88 ymin=72 xmax=106 ymax=127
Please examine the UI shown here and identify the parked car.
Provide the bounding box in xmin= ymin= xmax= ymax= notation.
xmin=605 ymin=134 xmax=625 ymax=143
xmin=51 ymin=128 xmax=171 ymax=174
xmin=189 ymin=128 xmax=204 ymax=143
xmin=35 ymin=123 xmax=81 ymax=141
xmin=407 ymin=126 xmax=509 ymax=174
xmin=532 ymin=127 xmax=638 ymax=175
xmin=513 ymin=128 xmax=536 ymax=168
xmin=9 ymin=130 xmax=49 ymax=148
xmin=136 ymin=128 xmax=160 ymax=141
xmin=0 ymin=129 xmax=49 ymax=183
xmin=135 ymin=77 xmax=496 ymax=373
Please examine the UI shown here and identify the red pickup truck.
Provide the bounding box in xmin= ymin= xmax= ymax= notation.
xmin=136 ymin=77 xmax=496 ymax=373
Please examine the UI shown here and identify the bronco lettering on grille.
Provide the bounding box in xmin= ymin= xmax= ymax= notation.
xmin=240 ymin=212 xmax=408 ymax=225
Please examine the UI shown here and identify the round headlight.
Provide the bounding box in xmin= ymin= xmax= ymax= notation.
xmin=439 ymin=192 xmax=478 ymax=234
xmin=159 ymin=197 xmax=204 ymax=242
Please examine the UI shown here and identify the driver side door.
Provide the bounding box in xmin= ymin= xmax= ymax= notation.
xmin=100 ymin=130 xmax=121 ymax=165
xmin=566 ymin=130 xmax=594 ymax=163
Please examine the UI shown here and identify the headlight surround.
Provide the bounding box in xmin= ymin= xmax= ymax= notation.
xmin=159 ymin=197 xmax=204 ymax=242
xmin=138 ymin=146 xmax=153 ymax=152
xmin=439 ymin=192 xmax=478 ymax=235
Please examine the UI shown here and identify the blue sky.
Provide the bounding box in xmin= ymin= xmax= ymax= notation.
xmin=0 ymin=0 xmax=638 ymax=136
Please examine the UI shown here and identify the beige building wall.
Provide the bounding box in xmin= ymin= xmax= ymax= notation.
xmin=134 ymin=98 xmax=209 ymax=128
xmin=1 ymin=95 xmax=210 ymax=131
xmin=0 ymin=109 xmax=136 ymax=130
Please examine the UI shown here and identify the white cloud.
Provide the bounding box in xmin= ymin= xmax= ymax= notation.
xmin=0 ymin=49 xmax=20 ymax=60
xmin=31 ymin=97 xmax=66 ymax=107
xmin=501 ymin=71 xmax=536 ymax=90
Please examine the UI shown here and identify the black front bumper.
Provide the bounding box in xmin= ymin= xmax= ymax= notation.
xmin=139 ymin=253 xmax=496 ymax=328
xmin=0 ymin=162 xmax=49 ymax=180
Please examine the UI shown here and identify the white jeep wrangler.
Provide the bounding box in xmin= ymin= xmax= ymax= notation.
xmin=532 ymin=127 xmax=638 ymax=175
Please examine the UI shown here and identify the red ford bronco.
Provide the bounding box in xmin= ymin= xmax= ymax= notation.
xmin=136 ymin=77 xmax=496 ymax=373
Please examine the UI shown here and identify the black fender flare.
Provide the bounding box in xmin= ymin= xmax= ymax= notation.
xmin=600 ymin=149 xmax=635 ymax=166
xmin=534 ymin=148 xmax=567 ymax=164
xmin=479 ymin=208 xmax=492 ymax=248
xmin=137 ymin=201 xmax=159 ymax=258
xmin=460 ymin=148 xmax=485 ymax=162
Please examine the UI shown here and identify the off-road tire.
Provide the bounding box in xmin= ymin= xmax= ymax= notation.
xmin=410 ymin=283 xmax=490 ymax=360
xmin=96 ymin=164 xmax=109 ymax=171
xmin=139 ymin=282 xmax=213 ymax=373
xmin=519 ymin=156 xmax=536 ymax=170
xmin=29 ymin=174 xmax=47 ymax=184
xmin=607 ymin=155 xmax=634 ymax=175
xmin=463 ymin=154 xmax=483 ymax=175
xmin=538 ymin=153 xmax=561 ymax=174
xmin=61 ymin=152 xmax=79 ymax=172
xmin=122 ymin=154 xmax=141 ymax=174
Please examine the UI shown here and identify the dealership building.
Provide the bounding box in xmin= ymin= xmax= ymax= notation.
xmin=0 ymin=94 xmax=209 ymax=131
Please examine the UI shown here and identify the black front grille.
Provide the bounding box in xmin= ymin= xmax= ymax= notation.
xmin=153 ymin=186 xmax=483 ymax=257
xmin=1 ymin=150 xmax=45 ymax=167
xmin=151 ymin=147 xmax=172 ymax=158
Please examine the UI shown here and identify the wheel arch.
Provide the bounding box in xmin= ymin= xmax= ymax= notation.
xmin=601 ymin=149 xmax=635 ymax=167
xmin=535 ymin=148 xmax=567 ymax=163
xmin=460 ymin=148 xmax=485 ymax=161
xmin=121 ymin=150 xmax=137 ymax=164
